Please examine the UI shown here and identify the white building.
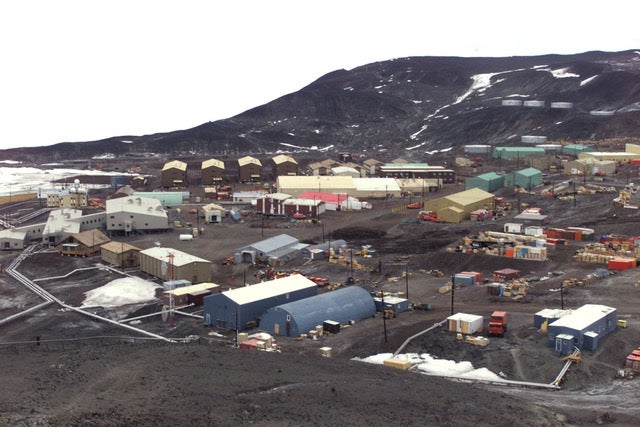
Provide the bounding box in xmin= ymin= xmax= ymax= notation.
xmin=106 ymin=196 xmax=169 ymax=235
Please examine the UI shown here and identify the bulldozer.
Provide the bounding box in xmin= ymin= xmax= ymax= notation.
xmin=383 ymin=308 xmax=397 ymax=319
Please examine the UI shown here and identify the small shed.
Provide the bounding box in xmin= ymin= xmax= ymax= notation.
xmin=492 ymin=268 xmax=521 ymax=282
xmin=259 ymin=286 xmax=375 ymax=337
xmin=300 ymin=240 xmax=347 ymax=259
xmin=202 ymin=274 xmax=318 ymax=330
xmin=373 ymin=296 xmax=410 ymax=314
xmin=163 ymin=282 xmax=220 ymax=306
xmin=100 ymin=241 xmax=141 ymax=268
xmin=446 ymin=313 xmax=483 ymax=335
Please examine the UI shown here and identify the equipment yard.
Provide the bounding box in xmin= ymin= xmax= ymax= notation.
xmin=1 ymin=156 xmax=640 ymax=426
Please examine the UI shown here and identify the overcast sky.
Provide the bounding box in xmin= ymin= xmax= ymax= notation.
xmin=1 ymin=1 xmax=638 ymax=150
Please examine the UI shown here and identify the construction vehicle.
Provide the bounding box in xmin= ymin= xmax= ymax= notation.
xmin=417 ymin=210 xmax=444 ymax=222
xmin=406 ymin=202 xmax=422 ymax=209
xmin=383 ymin=307 xmax=397 ymax=319
xmin=488 ymin=311 xmax=507 ymax=337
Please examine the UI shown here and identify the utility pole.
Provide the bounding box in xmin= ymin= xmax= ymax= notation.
xmin=381 ymin=291 xmax=388 ymax=343
xmin=405 ymin=263 xmax=409 ymax=300
xmin=450 ymin=275 xmax=455 ymax=315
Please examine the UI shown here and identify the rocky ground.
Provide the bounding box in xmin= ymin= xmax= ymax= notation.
xmin=1 ymin=158 xmax=640 ymax=426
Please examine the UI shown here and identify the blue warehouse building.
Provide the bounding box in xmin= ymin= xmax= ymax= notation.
xmin=547 ymin=304 xmax=617 ymax=355
xmin=202 ymin=275 xmax=317 ymax=330
xmin=259 ymin=286 xmax=376 ymax=337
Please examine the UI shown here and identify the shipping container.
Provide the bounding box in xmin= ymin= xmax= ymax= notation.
xmin=447 ymin=313 xmax=483 ymax=334
xmin=608 ymin=257 xmax=637 ymax=270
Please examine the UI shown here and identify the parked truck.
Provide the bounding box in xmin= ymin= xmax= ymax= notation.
xmin=488 ymin=311 xmax=507 ymax=337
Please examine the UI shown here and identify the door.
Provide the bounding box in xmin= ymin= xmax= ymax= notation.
xmin=274 ymin=323 xmax=279 ymax=336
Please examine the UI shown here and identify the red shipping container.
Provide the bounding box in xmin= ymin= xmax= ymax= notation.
xmin=608 ymin=257 xmax=637 ymax=271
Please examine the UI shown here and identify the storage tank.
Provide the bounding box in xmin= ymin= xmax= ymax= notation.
xmin=501 ymin=99 xmax=523 ymax=107
xmin=550 ymin=102 xmax=574 ymax=109
xmin=589 ymin=110 xmax=615 ymax=116
xmin=521 ymin=135 xmax=547 ymax=144
xmin=523 ymin=100 xmax=545 ymax=108
xmin=464 ymin=144 xmax=492 ymax=154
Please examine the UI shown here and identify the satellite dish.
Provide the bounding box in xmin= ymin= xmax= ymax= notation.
xmin=161 ymin=306 xmax=169 ymax=322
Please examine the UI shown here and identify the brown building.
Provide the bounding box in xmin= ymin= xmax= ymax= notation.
xmin=161 ymin=160 xmax=188 ymax=188
xmin=238 ymin=156 xmax=262 ymax=182
xmin=100 ymin=241 xmax=141 ymax=268
xmin=201 ymin=158 xmax=225 ymax=185
xmin=56 ymin=229 xmax=111 ymax=257
xmin=271 ymin=154 xmax=298 ymax=177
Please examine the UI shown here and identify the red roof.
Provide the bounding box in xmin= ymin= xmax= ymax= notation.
xmin=299 ymin=191 xmax=349 ymax=204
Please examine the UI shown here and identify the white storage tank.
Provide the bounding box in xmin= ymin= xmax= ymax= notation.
xmin=550 ymin=102 xmax=574 ymax=109
xmin=501 ymin=99 xmax=523 ymax=107
xmin=523 ymin=100 xmax=545 ymax=108
xmin=464 ymin=144 xmax=492 ymax=154
xmin=589 ymin=110 xmax=615 ymax=116
xmin=179 ymin=234 xmax=194 ymax=241
xmin=521 ymin=135 xmax=547 ymax=144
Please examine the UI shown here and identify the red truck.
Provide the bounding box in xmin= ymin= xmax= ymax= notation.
xmin=488 ymin=311 xmax=507 ymax=337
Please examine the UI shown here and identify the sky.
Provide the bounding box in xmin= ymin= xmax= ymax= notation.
xmin=1 ymin=1 xmax=639 ymax=150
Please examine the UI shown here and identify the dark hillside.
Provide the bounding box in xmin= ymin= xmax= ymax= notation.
xmin=3 ymin=50 xmax=640 ymax=163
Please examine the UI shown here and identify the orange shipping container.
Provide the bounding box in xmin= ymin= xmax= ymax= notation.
xmin=505 ymin=247 xmax=514 ymax=258
xmin=608 ymin=257 xmax=637 ymax=271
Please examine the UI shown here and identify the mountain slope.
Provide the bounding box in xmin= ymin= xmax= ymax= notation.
xmin=3 ymin=50 xmax=640 ymax=163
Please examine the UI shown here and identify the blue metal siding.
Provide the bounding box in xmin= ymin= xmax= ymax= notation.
xmin=203 ymin=286 xmax=317 ymax=330
xmin=547 ymin=309 xmax=617 ymax=352
xmin=260 ymin=286 xmax=376 ymax=337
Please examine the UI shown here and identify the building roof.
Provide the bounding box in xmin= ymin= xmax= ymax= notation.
xmin=101 ymin=241 xmax=141 ymax=254
xmin=162 ymin=160 xmax=187 ymax=171
xmin=202 ymin=203 xmax=226 ymax=212
xmin=516 ymin=167 xmax=542 ymax=177
xmin=238 ymin=156 xmax=262 ymax=167
xmin=473 ymin=172 xmax=504 ymax=181
xmin=331 ymin=166 xmax=360 ymax=176
xmin=549 ymin=304 xmax=616 ymax=331
xmin=245 ymin=234 xmax=299 ymax=254
xmin=363 ymin=158 xmax=383 ymax=166
xmin=140 ymin=247 xmax=211 ymax=266
xmin=298 ymin=192 xmax=354 ymax=204
xmin=272 ymin=154 xmax=297 ymax=165
xmin=43 ymin=209 xmax=84 ymax=235
xmin=70 ymin=229 xmax=110 ymax=247
xmin=265 ymin=193 xmax=293 ymax=201
xmin=202 ymin=158 xmax=225 ymax=170
xmin=263 ymin=286 xmax=375 ymax=333
xmin=165 ymin=282 xmax=220 ymax=296
xmin=223 ymin=274 xmax=317 ymax=305
xmin=277 ymin=175 xmax=356 ymax=190
xmin=106 ymin=196 xmax=168 ymax=217
xmin=445 ymin=188 xmax=494 ymax=206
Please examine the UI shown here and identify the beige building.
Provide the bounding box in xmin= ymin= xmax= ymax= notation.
xmin=564 ymin=158 xmax=616 ymax=176
xmin=277 ymin=175 xmax=356 ymax=198
xmin=47 ymin=191 xmax=88 ymax=208
xmin=362 ymin=158 xmax=383 ymax=176
xmin=424 ymin=188 xmax=495 ymax=223
xmin=139 ymin=247 xmax=212 ymax=283
xmin=100 ymin=241 xmax=142 ymax=268
xmin=578 ymin=151 xmax=640 ymax=163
